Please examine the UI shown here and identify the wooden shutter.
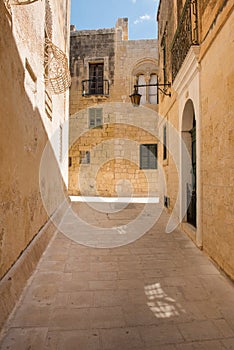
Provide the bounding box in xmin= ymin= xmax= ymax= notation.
xmin=140 ymin=145 xmax=149 ymax=169
xmin=89 ymin=108 xmax=103 ymax=128
xmin=95 ymin=108 xmax=103 ymax=127
xmin=89 ymin=109 xmax=96 ymax=128
xmin=148 ymin=144 xmax=157 ymax=169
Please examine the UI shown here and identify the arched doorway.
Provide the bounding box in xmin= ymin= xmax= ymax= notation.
xmin=181 ymin=99 xmax=196 ymax=227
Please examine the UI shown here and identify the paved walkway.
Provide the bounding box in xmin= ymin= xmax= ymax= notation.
xmin=1 ymin=203 xmax=234 ymax=349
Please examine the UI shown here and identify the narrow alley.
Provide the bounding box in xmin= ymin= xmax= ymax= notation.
xmin=1 ymin=0 xmax=234 ymax=349
xmin=0 ymin=202 xmax=234 ymax=350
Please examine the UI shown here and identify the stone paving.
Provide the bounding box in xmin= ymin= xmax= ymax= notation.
xmin=0 ymin=202 xmax=234 ymax=349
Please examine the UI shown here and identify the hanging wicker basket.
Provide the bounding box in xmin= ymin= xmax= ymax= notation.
xmin=44 ymin=39 xmax=71 ymax=95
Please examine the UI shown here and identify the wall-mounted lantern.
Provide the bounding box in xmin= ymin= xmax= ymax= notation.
xmin=130 ymin=82 xmax=171 ymax=107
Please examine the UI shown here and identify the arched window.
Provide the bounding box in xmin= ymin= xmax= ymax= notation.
xmin=149 ymin=74 xmax=158 ymax=104
xmin=137 ymin=75 xmax=146 ymax=105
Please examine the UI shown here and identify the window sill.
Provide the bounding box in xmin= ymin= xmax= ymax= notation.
xmin=139 ymin=168 xmax=158 ymax=171
xmin=82 ymin=94 xmax=109 ymax=98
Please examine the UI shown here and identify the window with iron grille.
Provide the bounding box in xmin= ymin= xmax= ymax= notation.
xmin=163 ymin=124 xmax=167 ymax=160
xmin=140 ymin=144 xmax=157 ymax=169
xmin=89 ymin=108 xmax=103 ymax=128
xmin=59 ymin=125 xmax=63 ymax=163
xmin=89 ymin=63 xmax=104 ymax=95
xmin=161 ymin=29 xmax=167 ymax=86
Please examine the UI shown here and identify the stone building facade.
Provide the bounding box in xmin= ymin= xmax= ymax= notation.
xmin=157 ymin=0 xmax=234 ymax=279
xmin=0 ymin=0 xmax=70 ymax=328
xmin=69 ymin=18 xmax=160 ymax=197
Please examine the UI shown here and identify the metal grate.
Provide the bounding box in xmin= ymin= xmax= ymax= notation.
xmin=171 ymin=0 xmax=199 ymax=81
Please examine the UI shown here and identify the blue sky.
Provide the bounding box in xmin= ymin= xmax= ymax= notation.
xmin=70 ymin=0 xmax=160 ymax=40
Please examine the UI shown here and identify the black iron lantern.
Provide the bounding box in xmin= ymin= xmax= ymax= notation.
xmin=129 ymin=88 xmax=142 ymax=107
xmin=130 ymin=82 xmax=171 ymax=107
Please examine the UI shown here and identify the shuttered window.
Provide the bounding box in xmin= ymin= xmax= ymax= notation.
xmin=89 ymin=108 xmax=103 ymax=128
xmin=140 ymin=144 xmax=157 ymax=169
xmin=80 ymin=151 xmax=90 ymax=164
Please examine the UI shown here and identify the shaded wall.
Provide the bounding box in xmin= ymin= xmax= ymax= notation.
xmin=200 ymin=2 xmax=234 ymax=278
xmin=0 ymin=0 xmax=68 ymax=280
xmin=0 ymin=1 xmax=70 ymax=329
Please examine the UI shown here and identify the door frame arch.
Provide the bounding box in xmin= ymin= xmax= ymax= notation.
xmin=181 ymin=99 xmax=196 ymax=227
xmin=179 ymin=96 xmax=202 ymax=248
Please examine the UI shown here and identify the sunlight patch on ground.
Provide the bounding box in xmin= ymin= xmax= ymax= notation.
xmin=144 ymin=283 xmax=186 ymax=319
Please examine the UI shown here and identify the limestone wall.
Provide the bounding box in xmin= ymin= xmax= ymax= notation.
xmin=69 ymin=103 xmax=159 ymax=197
xmin=0 ymin=0 xmax=70 ymax=282
xmin=10 ymin=0 xmax=70 ymax=184
xmin=157 ymin=0 xmax=181 ymax=222
xmin=113 ymin=35 xmax=158 ymax=104
xmin=70 ymin=28 xmax=116 ymax=115
xmin=69 ymin=19 xmax=159 ymax=197
xmin=157 ymin=0 xmax=234 ymax=279
xmin=200 ymin=0 xmax=227 ymax=41
xmin=158 ymin=103 xmax=180 ymax=216
xmin=200 ymin=3 xmax=234 ymax=279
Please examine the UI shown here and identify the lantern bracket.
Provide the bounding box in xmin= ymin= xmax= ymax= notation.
xmin=130 ymin=82 xmax=171 ymax=106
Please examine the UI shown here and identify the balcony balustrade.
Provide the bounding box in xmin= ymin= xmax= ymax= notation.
xmin=171 ymin=0 xmax=199 ymax=81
